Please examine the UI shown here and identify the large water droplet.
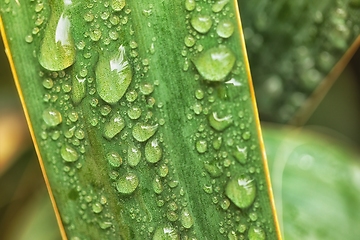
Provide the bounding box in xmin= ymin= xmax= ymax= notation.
xmin=225 ymin=176 xmax=256 ymax=209
xmin=248 ymin=226 xmax=266 ymax=240
xmin=153 ymin=226 xmax=179 ymax=240
xmin=103 ymin=112 xmax=125 ymax=140
xmin=43 ymin=108 xmax=62 ymax=127
xmin=116 ymin=172 xmax=139 ymax=194
xmin=132 ymin=122 xmax=158 ymax=142
xmin=39 ymin=1 xmax=75 ymax=71
xmin=209 ymin=112 xmax=232 ymax=131
xmin=106 ymin=151 xmax=122 ymax=167
xmin=190 ymin=15 xmax=213 ymax=34
xmin=180 ymin=208 xmax=194 ymax=229
xmin=96 ymin=45 xmax=132 ymax=104
xmin=216 ymin=19 xmax=234 ymax=38
xmin=61 ymin=144 xmax=79 ymax=162
xmin=145 ymin=138 xmax=162 ymax=163
xmin=193 ymin=46 xmax=235 ymax=81
xmin=71 ymin=75 xmax=86 ymax=105
xmin=212 ymin=0 xmax=229 ymax=13
xmin=185 ymin=0 xmax=196 ymax=11
xmin=128 ymin=145 xmax=141 ymax=167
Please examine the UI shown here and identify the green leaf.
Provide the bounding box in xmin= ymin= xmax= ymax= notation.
xmin=1 ymin=0 xmax=279 ymax=239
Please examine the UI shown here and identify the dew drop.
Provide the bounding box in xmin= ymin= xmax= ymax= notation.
xmin=111 ymin=0 xmax=125 ymax=11
xmin=61 ymin=144 xmax=79 ymax=162
xmin=92 ymin=202 xmax=103 ymax=213
xmin=180 ymin=208 xmax=194 ymax=229
xmin=248 ymin=226 xmax=266 ymax=240
xmin=209 ymin=112 xmax=232 ymax=131
xmin=193 ymin=46 xmax=235 ymax=81
xmin=225 ymin=176 xmax=256 ymax=209
xmin=227 ymin=230 xmax=237 ymax=240
xmin=39 ymin=2 xmax=75 ymax=71
xmin=184 ymin=35 xmax=196 ymax=47
xmin=103 ymin=112 xmax=125 ymax=140
xmin=153 ymin=226 xmax=179 ymax=240
xmin=190 ymin=15 xmax=213 ymax=34
xmin=71 ymin=75 xmax=86 ymax=105
xmin=132 ymin=122 xmax=158 ymax=142
xmin=145 ymin=138 xmax=162 ymax=163
xmin=212 ymin=136 xmax=222 ymax=150
xmin=116 ymin=172 xmax=139 ymax=194
xmin=127 ymin=107 xmax=142 ymax=119
xmin=242 ymin=131 xmax=251 ymax=140
xmin=106 ymin=151 xmax=122 ymax=167
xmin=196 ymin=140 xmax=207 ymax=153
xmin=128 ymin=145 xmax=141 ymax=167
xmin=140 ymin=82 xmax=154 ymax=95
xmin=233 ymin=146 xmax=247 ymax=164
xmin=42 ymin=108 xmax=62 ymax=127
xmin=204 ymin=162 xmax=223 ymax=178
xmin=195 ymin=89 xmax=204 ymax=100
xmin=185 ymin=0 xmax=196 ymax=11
xmin=158 ymin=164 xmax=169 ymax=177
xmin=152 ymin=175 xmax=163 ymax=194
xmin=96 ymin=45 xmax=132 ymax=104
xmin=212 ymin=0 xmax=229 ymax=13
xmin=216 ymin=19 xmax=234 ymax=38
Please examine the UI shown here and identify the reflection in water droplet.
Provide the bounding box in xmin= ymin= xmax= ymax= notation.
xmin=43 ymin=108 xmax=62 ymax=127
xmin=190 ymin=15 xmax=213 ymax=34
xmin=132 ymin=122 xmax=158 ymax=142
xmin=103 ymin=112 xmax=125 ymax=139
xmin=209 ymin=112 xmax=232 ymax=131
xmin=96 ymin=45 xmax=132 ymax=104
xmin=145 ymin=138 xmax=162 ymax=163
xmin=61 ymin=144 xmax=79 ymax=162
xmin=193 ymin=46 xmax=235 ymax=81
xmin=225 ymin=176 xmax=256 ymax=209
xmin=216 ymin=19 xmax=234 ymax=38
xmin=116 ymin=172 xmax=139 ymax=194
xmin=39 ymin=1 xmax=75 ymax=71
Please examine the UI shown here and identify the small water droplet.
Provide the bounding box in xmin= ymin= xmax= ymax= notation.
xmin=195 ymin=89 xmax=204 ymax=100
xmin=152 ymin=175 xmax=163 ymax=194
xmin=196 ymin=140 xmax=207 ymax=153
xmin=61 ymin=144 xmax=79 ymax=162
xmin=96 ymin=45 xmax=132 ymax=104
xmin=204 ymin=162 xmax=223 ymax=177
xmin=39 ymin=2 xmax=75 ymax=71
xmin=185 ymin=0 xmax=196 ymax=11
xmin=190 ymin=15 xmax=213 ymax=34
xmin=180 ymin=208 xmax=194 ymax=229
xmin=212 ymin=0 xmax=229 ymax=13
xmin=216 ymin=19 xmax=234 ymax=38
xmin=212 ymin=136 xmax=222 ymax=150
xmin=71 ymin=75 xmax=86 ymax=105
xmin=167 ymin=211 xmax=178 ymax=222
xmin=145 ymin=139 xmax=162 ymax=163
xmin=184 ymin=35 xmax=196 ymax=47
xmin=103 ymin=112 xmax=125 ymax=140
xmin=92 ymin=202 xmax=103 ymax=213
xmin=227 ymin=230 xmax=237 ymax=240
xmin=116 ymin=172 xmax=139 ymax=194
xmin=106 ymin=151 xmax=122 ymax=167
xmin=153 ymin=225 xmax=179 ymax=240
xmin=128 ymin=145 xmax=141 ymax=167
xmin=43 ymin=108 xmax=62 ymax=127
xmin=111 ymin=0 xmax=125 ymax=11
xmin=242 ymin=131 xmax=251 ymax=140
xmin=248 ymin=226 xmax=266 ymax=240
xmin=237 ymin=224 xmax=247 ymax=233
xmin=140 ymin=82 xmax=154 ymax=95
xmin=25 ymin=35 xmax=33 ymax=43
xmin=233 ymin=146 xmax=247 ymax=164
xmin=209 ymin=112 xmax=232 ymax=131
xmin=193 ymin=46 xmax=235 ymax=81
xmin=221 ymin=198 xmax=230 ymax=210
xmin=132 ymin=122 xmax=158 ymax=142
xmin=225 ymin=176 xmax=256 ymax=209
xmin=127 ymin=107 xmax=142 ymax=119
xmin=158 ymin=164 xmax=168 ymax=177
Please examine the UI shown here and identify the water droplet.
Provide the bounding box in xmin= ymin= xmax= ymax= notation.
xmin=128 ymin=145 xmax=141 ymax=167
xmin=153 ymin=225 xmax=179 ymax=240
xmin=96 ymin=45 xmax=132 ymax=104
xmin=111 ymin=0 xmax=125 ymax=11
xmin=212 ymin=0 xmax=229 ymax=13
xmin=190 ymin=15 xmax=213 ymax=34
xmin=145 ymin=138 xmax=162 ymax=163
xmin=126 ymin=90 xmax=138 ymax=102
xmin=221 ymin=198 xmax=230 ymax=210
xmin=196 ymin=140 xmax=207 ymax=153
xmin=127 ymin=107 xmax=142 ymax=119
xmin=225 ymin=176 xmax=256 ymax=209
xmin=158 ymin=164 xmax=168 ymax=177
xmin=92 ymin=202 xmax=103 ymax=213
xmin=106 ymin=151 xmax=122 ymax=167
xmin=233 ymin=146 xmax=247 ymax=164
xmin=212 ymin=136 xmax=222 ymax=150
xmin=39 ymin=2 xmax=75 ymax=71
xmin=43 ymin=108 xmax=62 ymax=127
xmin=99 ymin=221 xmax=112 ymax=229
xmin=103 ymin=112 xmax=125 ymax=140
xmin=71 ymin=75 xmax=86 ymax=105
xmin=132 ymin=122 xmax=158 ymax=142
xmin=25 ymin=35 xmax=33 ymax=43
xmin=216 ymin=19 xmax=234 ymax=38
xmin=209 ymin=112 xmax=232 ymax=131
xmin=185 ymin=0 xmax=196 ymax=11
xmin=227 ymin=230 xmax=237 ymax=240
xmin=152 ymin=176 xmax=163 ymax=194
xmin=204 ymin=162 xmax=223 ymax=177
xmin=116 ymin=172 xmax=139 ymax=194
xmin=140 ymin=82 xmax=154 ymax=95
xmin=193 ymin=46 xmax=235 ymax=81
xmin=61 ymin=144 xmax=79 ymax=162
xmin=100 ymin=105 xmax=112 ymax=116
xmin=237 ymin=224 xmax=247 ymax=233
xmin=242 ymin=131 xmax=251 ymax=140
xmin=180 ymin=208 xmax=194 ymax=229
xmin=184 ymin=35 xmax=196 ymax=47
xmin=248 ymin=226 xmax=265 ymax=240
xmin=75 ymin=129 xmax=85 ymax=139
xmin=195 ymin=89 xmax=204 ymax=100
xmin=42 ymin=78 xmax=53 ymax=89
